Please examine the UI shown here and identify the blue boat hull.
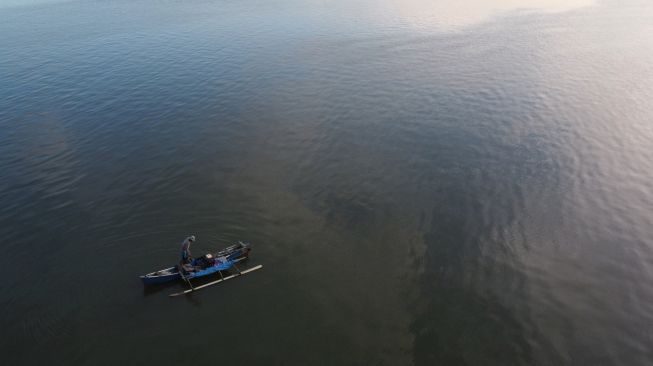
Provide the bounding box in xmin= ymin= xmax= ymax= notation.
xmin=141 ymin=270 xmax=180 ymax=285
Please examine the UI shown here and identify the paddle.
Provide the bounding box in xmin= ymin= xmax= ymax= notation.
xmin=179 ymin=263 xmax=194 ymax=291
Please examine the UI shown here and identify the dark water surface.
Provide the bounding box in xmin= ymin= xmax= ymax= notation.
xmin=2 ymin=0 xmax=653 ymax=364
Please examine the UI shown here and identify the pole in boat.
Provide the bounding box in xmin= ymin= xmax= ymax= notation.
xmin=179 ymin=263 xmax=194 ymax=291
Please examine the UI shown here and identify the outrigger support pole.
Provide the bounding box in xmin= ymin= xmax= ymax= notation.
xmin=169 ymin=265 xmax=263 ymax=297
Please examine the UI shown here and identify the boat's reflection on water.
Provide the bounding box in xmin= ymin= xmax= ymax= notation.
xmin=141 ymin=282 xmax=174 ymax=297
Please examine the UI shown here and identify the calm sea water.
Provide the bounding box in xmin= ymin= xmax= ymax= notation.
xmin=2 ymin=0 xmax=653 ymax=364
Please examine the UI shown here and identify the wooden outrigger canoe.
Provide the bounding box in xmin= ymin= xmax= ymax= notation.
xmin=139 ymin=241 xmax=262 ymax=296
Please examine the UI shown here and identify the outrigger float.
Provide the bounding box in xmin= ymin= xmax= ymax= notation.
xmin=140 ymin=241 xmax=262 ymax=297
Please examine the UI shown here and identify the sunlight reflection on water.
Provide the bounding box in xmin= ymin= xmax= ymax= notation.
xmin=383 ymin=0 xmax=595 ymax=29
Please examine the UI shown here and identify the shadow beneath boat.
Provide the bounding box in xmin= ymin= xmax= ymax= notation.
xmin=142 ymin=283 xmax=171 ymax=296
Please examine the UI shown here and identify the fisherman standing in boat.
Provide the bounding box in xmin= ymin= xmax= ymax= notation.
xmin=180 ymin=235 xmax=195 ymax=264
